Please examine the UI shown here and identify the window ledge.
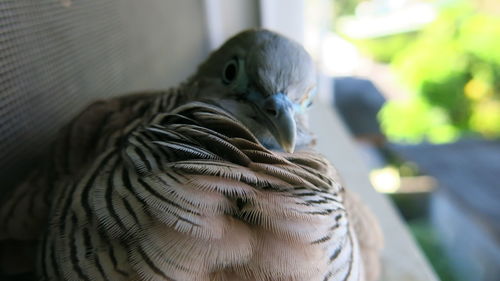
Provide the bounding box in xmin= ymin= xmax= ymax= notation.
xmin=309 ymin=103 xmax=440 ymax=281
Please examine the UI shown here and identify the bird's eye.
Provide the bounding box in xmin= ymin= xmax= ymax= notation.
xmin=222 ymin=59 xmax=238 ymax=84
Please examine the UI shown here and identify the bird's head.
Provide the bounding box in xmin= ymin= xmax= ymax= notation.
xmin=189 ymin=29 xmax=316 ymax=153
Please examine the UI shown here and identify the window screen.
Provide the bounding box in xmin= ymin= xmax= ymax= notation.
xmin=0 ymin=0 xmax=208 ymax=196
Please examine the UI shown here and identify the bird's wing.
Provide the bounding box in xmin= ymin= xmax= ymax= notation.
xmin=37 ymin=101 xmax=342 ymax=281
xmin=71 ymin=102 xmax=357 ymax=281
xmin=343 ymin=187 xmax=384 ymax=281
xmin=0 ymin=91 xmax=166 ymax=275
xmin=284 ymin=152 xmax=383 ymax=281
xmin=0 ymin=91 xmax=159 ymax=240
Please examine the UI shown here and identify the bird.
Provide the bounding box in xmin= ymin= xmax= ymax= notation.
xmin=0 ymin=29 xmax=382 ymax=281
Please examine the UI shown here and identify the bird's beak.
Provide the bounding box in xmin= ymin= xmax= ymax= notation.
xmin=260 ymin=93 xmax=296 ymax=153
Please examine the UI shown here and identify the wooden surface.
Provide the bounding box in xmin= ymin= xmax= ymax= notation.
xmin=309 ymin=103 xmax=440 ymax=281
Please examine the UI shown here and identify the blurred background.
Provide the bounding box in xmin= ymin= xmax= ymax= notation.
xmin=0 ymin=0 xmax=498 ymax=280
xmin=318 ymin=1 xmax=500 ymax=281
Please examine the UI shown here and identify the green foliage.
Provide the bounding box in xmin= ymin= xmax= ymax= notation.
xmin=379 ymin=97 xmax=459 ymax=143
xmin=332 ymin=0 xmax=361 ymax=19
xmin=351 ymin=33 xmax=418 ymax=63
xmin=366 ymin=0 xmax=500 ymax=143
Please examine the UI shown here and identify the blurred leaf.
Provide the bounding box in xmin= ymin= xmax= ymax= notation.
xmin=469 ymin=99 xmax=500 ymax=137
xmin=376 ymin=0 xmax=500 ymax=142
xmin=332 ymin=0 xmax=361 ymax=18
xmin=350 ymin=33 xmax=418 ymax=63
xmin=379 ymin=98 xmax=459 ymax=143
xmin=460 ymin=14 xmax=500 ymax=65
xmin=464 ymin=78 xmax=492 ymax=100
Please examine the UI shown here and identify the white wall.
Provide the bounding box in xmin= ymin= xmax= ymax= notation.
xmin=204 ymin=0 xmax=260 ymax=50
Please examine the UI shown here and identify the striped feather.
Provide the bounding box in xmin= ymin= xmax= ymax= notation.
xmin=33 ymin=101 xmax=362 ymax=281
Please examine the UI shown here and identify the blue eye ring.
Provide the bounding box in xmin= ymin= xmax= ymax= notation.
xmin=293 ymin=87 xmax=317 ymax=114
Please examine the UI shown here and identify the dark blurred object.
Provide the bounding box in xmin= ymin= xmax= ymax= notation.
xmin=390 ymin=191 xmax=430 ymax=221
xmin=392 ymin=138 xmax=500 ymax=234
xmin=0 ymin=272 xmax=35 ymax=281
xmin=392 ymin=138 xmax=500 ymax=281
xmin=333 ymin=77 xmax=386 ymax=145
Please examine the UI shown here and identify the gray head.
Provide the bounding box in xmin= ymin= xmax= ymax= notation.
xmin=189 ymin=29 xmax=316 ymax=153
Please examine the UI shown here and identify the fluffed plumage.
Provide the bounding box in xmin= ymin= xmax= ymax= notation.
xmin=0 ymin=29 xmax=382 ymax=281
